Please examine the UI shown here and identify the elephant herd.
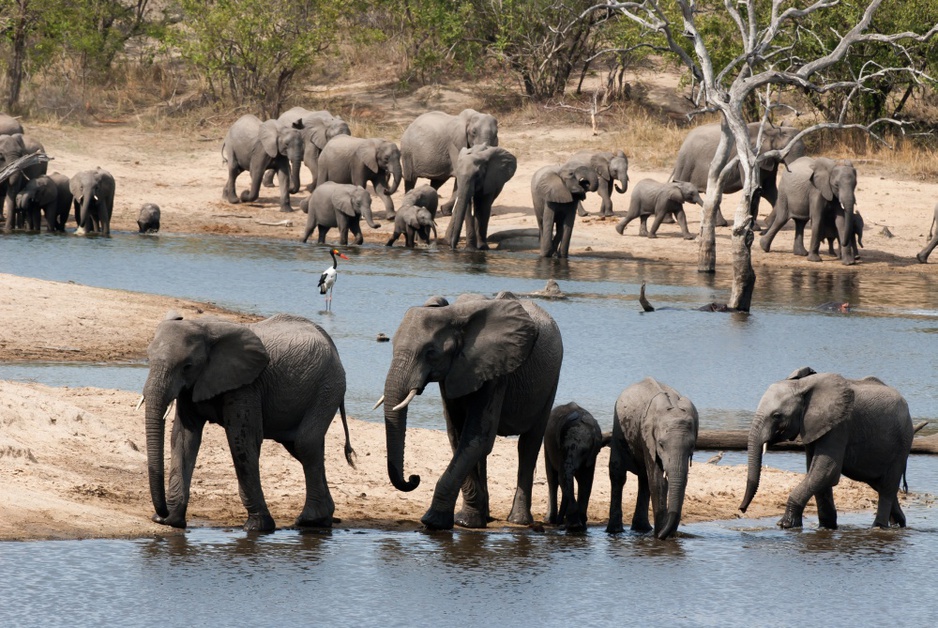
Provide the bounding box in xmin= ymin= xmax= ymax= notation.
xmin=140 ymin=292 xmax=914 ymax=539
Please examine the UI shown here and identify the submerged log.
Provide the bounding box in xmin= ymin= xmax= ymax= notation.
xmin=697 ymin=428 xmax=938 ymax=455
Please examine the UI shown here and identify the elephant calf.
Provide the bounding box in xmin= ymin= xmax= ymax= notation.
xmin=544 ymin=402 xmax=610 ymax=531
xmin=14 ymin=172 xmax=71 ymax=232
xmin=387 ymin=185 xmax=438 ymax=248
xmin=137 ymin=203 xmax=161 ymax=233
xmin=614 ymin=179 xmax=703 ymax=240
xmin=531 ymin=161 xmax=599 ymax=258
xmin=567 ymin=149 xmax=630 ymax=217
xmin=608 ymin=378 xmax=698 ymax=539
xmin=301 ymin=181 xmax=378 ymax=246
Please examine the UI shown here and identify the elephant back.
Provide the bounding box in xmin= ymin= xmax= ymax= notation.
xmin=401 ymin=111 xmax=456 ymax=180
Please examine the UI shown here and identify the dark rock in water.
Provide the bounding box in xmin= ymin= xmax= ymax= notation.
xmin=524 ymin=279 xmax=566 ymax=300
xmin=376 ymin=333 xmax=389 ymax=342
xmin=697 ymin=302 xmax=731 ymax=312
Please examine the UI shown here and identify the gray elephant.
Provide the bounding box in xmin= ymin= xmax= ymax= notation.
xmin=568 ymin=150 xmax=630 ymax=217
xmin=531 ymin=162 xmax=599 ymax=258
xmin=740 ymin=367 xmax=913 ymax=529
xmin=400 ymin=109 xmax=499 ymax=215
xmin=317 ymin=135 xmax=402 ymax=219
xmin=544 ymin=402 xmax=610 ymax=531
xmin=137 ymin=203 xmax=161 ymax=233
xmin=671 ymin=122 xmax=807 ymax=227
xmin=14 ymin=172 xmax=71 ymax=232
xmin=70 ymin=167 xmax=115 ymax=236
xmin=263 ymin=107 xmax=350 ymax=190
xmin=387 ymin=185 xmax=438 ymax=248
xmin=1 ymin=133 xmax=47 ymax=231
xmin=818 ymin=209 xmax=863 ymax=259
xmin=916 ymin=202 xmax=938 ymax=263
xmin=614 ymin=179 xmax=704 ymax=239
xmin=0 ymin=113 xmax=24 ymax=136
xmin=300 ymin=181 xmax=377 ymax=245
xmin=378 ymin=292 xmax=563 ymax=530
xmin=607 ymin=378 xmax=699 ymax=539
xmin=446 ymin=144 xmax=517 ymax=250
xmin=759 ymin=157 xmax=859 ymax=264
xmin=140 ymin=311 xmax=355 ymax=532
xmin=221 ymin=114 xmax=305 ymax=212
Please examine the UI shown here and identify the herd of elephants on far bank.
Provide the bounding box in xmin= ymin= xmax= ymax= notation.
xmin=0 ymin=108 xmax=924 ymax=539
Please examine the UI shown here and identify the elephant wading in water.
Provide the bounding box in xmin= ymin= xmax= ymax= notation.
xmin=671 ymin=122 xmax=806 ymax=227
xmin=567 ymin=150 xmax=630 ymax=217
xmin=140 ymin=312 xmax=355 ymax=532
xmin=615 ymin=179 xmax=703 ymax=239
xmin=378 ymin=293 xmax=563 ymax=530
xmin=15 ymin=172 xmax=71 ymax=232
xmin=387 ymin=185 xmax=438 ymax=248
xmin=607 ymin=378 xmax=699 ymax=539
xmin=740 ymin=367 xmax=913 ymax=529
xmin=70 ymin=167 xmax=115 ymax=235
xmin=318 ymin=136 xmax=402 ymax=220
xmin=263 ymin=107 xmax=350 ymax=190
xmin=300 ymin=181 xmax=377 ymax=245
xmin=531 ymin=162 xmax=599 ymax=258
xmin=759 ymin=157 xmax=859 ymax=264
xmin=446 ymin=144 xmax=517 ymax=250
xmin=400 ymin=109 xmax=499 ymax=216
xmin=222 ymin=114 xmax=305 ymax=213
xmin=1 ymin=133 xmax=48 ymax=231
xmin=544 ymin=402 xmax=610 ymax=531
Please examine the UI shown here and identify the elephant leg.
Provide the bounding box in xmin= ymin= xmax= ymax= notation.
xmin=614 ymin=210 xmax=638 ymax=235
xmin=631 ymin=470 xmax=653 ymax=533
xmin=557 ymin=210 xmax=576 ymax=258
xmin=157 ymin=411 xmax=206 ymax=528
xmin=792 ymin=220 xmax=809 ymax=256
xmin=872 ymin=465 xmax=906 ymax=528
xmin=507 ymin=418 xmax=549 ymax=526
xmin=715 ymin=208 xmax=728 ymax=228
xmin=889 ymin=494 xmax=907 ymax=528
xmin=781 ymin=439 xmax=844 ymax=529
xmin=373 ymin=179 xmax=396 ymax=220
xmin=815 ymin=486 xmax=838 ymax=529
xmin=317 ymin=226 xmax=328 ymax=244
xmin=262 ymin=167 xmax=276 ymax=188
xmin=545 ymin=458 xmax=560 ymax=525
xmin=559 ymin=466 xmax=577 ymax=529
xmin=917 ymin=233 xmax=938 ymax=263
xmin=276 ymin=159 xmax=292 ymax=212
xmin=572 ymin=464 xmax=596 ymax=529
xmin=223 ymin=165 xmax=243 ymax=204
xmin=759 ymin=201 xmax=790 ymax=253
xmin=456 ymin=456 xmax=491 ymax=528
xmin=606 ymin=425 xmax=627 ymax=533
xmin=648 ymin=210 xmax=669 ymax=238
xmin=286 ymin=412 xmax=336 ymax=528
xmin=222 ymin=394 xmax=274 ymax=532
xmin=805 ymin=201 xmax=827 ymax=262
xmin=405 ymin=228 xmax=416 ymax=248
xmin=386 ymin=230 xmax=401 ymax=246
xmin=440 ymin=178 xmax=458 ymax=216
xmin=474 ymin=194 xmax=494 ymax=250
xmin=349 ymin=221 xmax=364 ymax=246
xmin=675 ymin=209 xmax=695 ymax=240
xmin=240 ymin=154 xmax=270 ymax=203
xmin=599 ymin=182 xmax=614 ymax=217
xmin=539 ymin=208 xmax=558 ymax=257
xmin=464 ymin=209 xmax=480 ymax=251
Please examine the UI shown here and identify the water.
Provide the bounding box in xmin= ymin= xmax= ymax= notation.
xmin=2 ymin=510 xmax=937 ymax=626
xmin=3 ymin=231 xmax=938 ymax=432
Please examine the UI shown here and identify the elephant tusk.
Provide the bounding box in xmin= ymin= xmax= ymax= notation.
xmin=163 ymin=400 xmax=175 ymax=422
xmin=372 ymin=395 xmax=385 ymax=411
xmin=392 ymin=389 xmax=418 ymax=411
xmin=134 ymin=395 xmax=145 ymax=412
xmin=763 ymin=442 xmax=768 ymax=458
xmin=663 ymin=470 xmax=669 ymax=483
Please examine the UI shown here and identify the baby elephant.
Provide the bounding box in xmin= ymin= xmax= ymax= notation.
xmin=818 ymin=209 xmax=863 ymax=259
xmin=14 ymin=172 xmax=71 ymax=232
xmin=301 ymin=181 xmax=378 ymax=245
xmin=137 ymin=203 xmax=161 ymax=233
xmin=615 ymin=179 xmax=703 ymax=239
xmin=608 ymin=378 xmax=699 ymax=539
xmin=544 ymin=402 xmax=610 ymax=531
xmin=386 ymin=185 xmax=438 ymax=248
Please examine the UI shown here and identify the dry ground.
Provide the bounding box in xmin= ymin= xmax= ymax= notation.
xmin=2 ymin=83 xmax=937 ymax=540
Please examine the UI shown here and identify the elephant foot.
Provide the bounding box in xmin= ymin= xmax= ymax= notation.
xmin=778 ymin=504 xmax=804 ymax=529
xmin=385 ymin=213 xmax=396 ymax=221
xmin=647 ymin=233 xmax=657 ymax=239
xmin=506 ymin=509 xmax=533 ymax=527
xmin=683 ymin=234 xmax=696 ymax=240
xmin=294 ymin=513 xmax=334 ymax=529
xmin=806 ymin=253 xmax=822 ymax=263
xmin=630 ymin=521 xmax=653 ymax=534
xmin=438 ymin=208 xmax=452 ymax=217
xmin=565 ymin=520 xmax=587 ymax=533
xmin=279 ymin=206 xmax=294 ymax=213
xmin=152 ymin=512 xmax=187 ymax=529
xmin=715 ymin=214 xmax=728 ymax=227
xmin=917 ymin=252 xmax=929 ymax=264
xmin=759 ymin=236 xmax=772 ymax=253
xmin=421 ymin=508 xmax=455 ymax=530
xmin=605 ymin=520 xmax=624 ymax=534
xmin=456 ymin=507 xmax=491 ymax=528
xmin=615 ymin=221 xmax=627 ymax=235
xmin=243 ymin=512 xmax=276 ymax=532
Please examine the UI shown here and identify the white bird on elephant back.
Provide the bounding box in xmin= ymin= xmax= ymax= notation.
xmin=318 ymin=248 xmax=348 ymax=311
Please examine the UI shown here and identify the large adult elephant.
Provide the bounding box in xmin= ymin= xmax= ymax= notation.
xmin=300 ymin=181 xmax=377 ymax=245
xmin=1 ymin=133 xmax=47 ymax=230
xmin=140 ymin=312 xmax=354 ymax=532
xmin=264 ymin=107 xmax=350 ymax=190
xmin=400 ymin=109 xmax=499 ymax=216
xmin=740 ymin=367 xmax=913 ymax=530
xmin=446 ymin=144 xmax=517 ymax=250
xmin=607 ymin=378 xmax=698 ymax=539
xmin=0 ymin=113 xmax=24 ymax=135
xmin=568 ymin=149 xmax=629 ymax=217
xmin=70 ymin=167 xmax=115 ymax=236
xmin=378 ymin=293 xmax=563 ymax=530
xmin=15 ymin=172 xmax=71 ymax=232
xmin=758 ymin=156 xmax=858 ymax=264
xmin=531 ymin=162 xmax=599 ymax=258
xmin=671 ymin=122 xmax=806 ymax=227
xmin=221 ymin=114 xmax=305 ymax=212
xmin=317 ymin=135 xmax=402 ymax=219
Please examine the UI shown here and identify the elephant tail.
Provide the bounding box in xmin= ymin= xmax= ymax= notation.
xmin=338 ymin=400 xmax=356 ymax=468
xmin=902 ymin=462 xmax=908 ymax=494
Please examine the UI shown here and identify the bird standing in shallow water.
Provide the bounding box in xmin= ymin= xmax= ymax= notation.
xmin=319 ymin=248 xmax=349 ymax=311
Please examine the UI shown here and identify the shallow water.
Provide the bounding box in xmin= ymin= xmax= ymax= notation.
xmin=3 ymin=231 xmax=938 ymax=432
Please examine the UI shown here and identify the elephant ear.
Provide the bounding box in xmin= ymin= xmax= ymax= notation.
xmin=641 ymin=409 xmax=660 ymax=467
xmin=444 ymin=299 xmax=537 ymax=399
xmin=800 ymin=373 xmax=854 ymax=444
xmin=787 ymin=366 xmax=817 ymax=380
xmin=192 ymin=321 xmax=270 ymax=403
xmin=308 ymin=120 xmax=330 ymax=149
xmin=357 ymin=141 xmax=380 ymax=174
xmin=258 ymin=120 xmax=281 ymax=158
xmin=542 ymin=170 xmax=574 ymax=204
xmin=423 ymin=296 xmax=449 ymax=307
xmin=484 ymin=148 xmax=517 ymax=192
xmin=589 ymin=154 xmax=611 ymax=181
xmin=335 ymin=189 xmax=358 ymax=217
xmin=453 ymin=110 xmax=476 ymax=148
xmin=811 ymin=160 xmax=835 ymax=202
xmin=666 ymin=184 xmax=685 ymax=205
xmin=68 ymin=176 xmax=83 ymax=198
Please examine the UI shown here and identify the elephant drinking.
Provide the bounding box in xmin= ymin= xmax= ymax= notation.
xmin=70 ymin=167 xmax=115 ymax=235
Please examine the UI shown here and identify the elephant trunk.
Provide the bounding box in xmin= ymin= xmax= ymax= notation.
xmin=142 ymin=367 xmax=174 ymax=518
xmin=384 ymin=361 xmax=421 ymax=492
xmin=658 ymin=457 xmax=688 ymax=539
xmin=288 ymin=153 xmax=303 ymax=195
xmin=385 ymin=163 xmax=402 ymax=195
xmin=362 ymin=199 xmax=379 ymax=229
xmin=840 ymin=195 xmax=858 ymax=265
xmin=77 ymin=193 xmax=93 ymax=234
xmin=447 ymin=182 xmax=474 ymax=249
xmin=430 ymin=221 xmax=438 ymax=243
xmin=614 ymin=170 xmax=629 ymax=194
xmin=740 ymin=414 xmax=770 ymax=512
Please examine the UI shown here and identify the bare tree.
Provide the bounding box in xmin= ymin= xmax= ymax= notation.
xmin=599 ymin=0 xmax=937 ymax=311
